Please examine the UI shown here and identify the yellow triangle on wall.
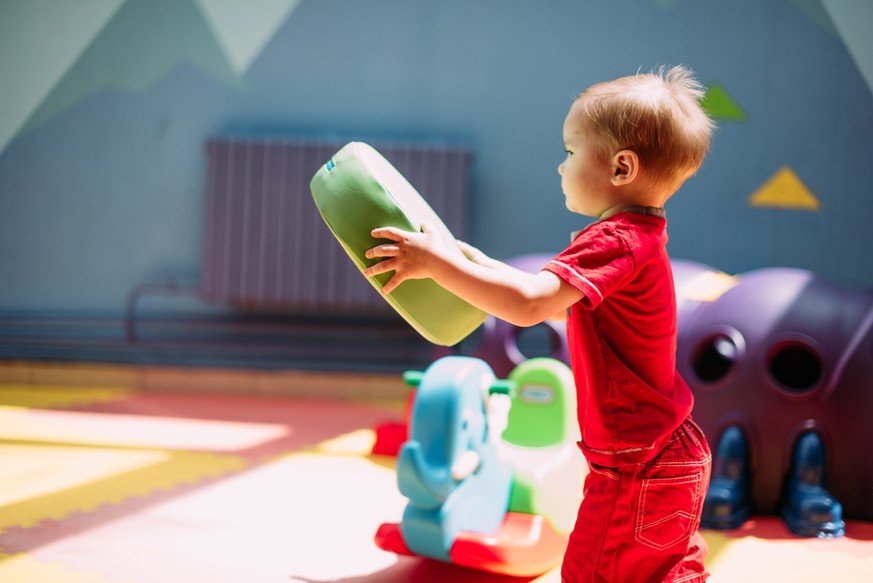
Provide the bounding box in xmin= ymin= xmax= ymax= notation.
xmin=749 ymin=167 xmax=821 ymax=211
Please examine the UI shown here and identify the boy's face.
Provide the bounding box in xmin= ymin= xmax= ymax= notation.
xmin=558 ymin=103 xmax=619 ymax=218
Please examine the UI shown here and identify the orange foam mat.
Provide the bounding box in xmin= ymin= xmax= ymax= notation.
xmin=704 ymin=517 xmax=873 ymax=581
xmin=0 ymin=384 xmax=871 ymax=582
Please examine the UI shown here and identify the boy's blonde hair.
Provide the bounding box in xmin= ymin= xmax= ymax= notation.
xmin=575 ymin=65 xmax=715 ymax=191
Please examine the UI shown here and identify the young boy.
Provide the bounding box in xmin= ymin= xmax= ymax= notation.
xmin=364 ymin=66 xmax=715 ymax=582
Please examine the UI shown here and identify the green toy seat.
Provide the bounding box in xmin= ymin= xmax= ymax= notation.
xmin=498 ymin=357 xmax=586 ymax=534
xmin=310 ymin=142 xmax=486 ymax=346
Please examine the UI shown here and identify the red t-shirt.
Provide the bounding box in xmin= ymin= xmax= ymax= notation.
xmin=543 ymin=211 xmax=693 ymax=467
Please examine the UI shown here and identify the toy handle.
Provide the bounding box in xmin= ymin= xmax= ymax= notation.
xmin=403 ymin=370 xmax=424 ymax=387
xmin=489 ymin=379 xmax=514 ymax=396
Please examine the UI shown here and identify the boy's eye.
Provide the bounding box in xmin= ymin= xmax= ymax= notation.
xmin=564 ymin=149 xmax=573 ymax=156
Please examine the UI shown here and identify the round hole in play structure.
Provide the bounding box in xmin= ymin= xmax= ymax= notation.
xmin=768 ymin=342 xmax=823 ymax=394
xmin=514 ymin=323 xmax=561 ymax=360
xmin=692 ymin=333 xmax=740 ymax=383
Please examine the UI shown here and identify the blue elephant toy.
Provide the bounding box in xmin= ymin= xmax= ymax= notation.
xmin=396 ymin=356 xmax=513 ymax=561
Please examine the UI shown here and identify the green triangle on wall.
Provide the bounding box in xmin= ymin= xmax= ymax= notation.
xmin=701 ymin=83 xmax=747 ymax=122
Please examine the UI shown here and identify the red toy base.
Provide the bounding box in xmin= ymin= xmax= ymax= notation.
xmin=374 ymin=521 xmax=417 ymax=557
xmin=370 ymin=421 xmax=408 ymax=457
xmin=374 ymin=512 xmax=569 ymax=577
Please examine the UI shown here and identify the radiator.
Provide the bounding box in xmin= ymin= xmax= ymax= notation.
xmin=200 ymin=138 xmax=473 ymax=314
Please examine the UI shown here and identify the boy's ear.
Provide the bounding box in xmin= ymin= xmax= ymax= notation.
xmin=611 ymin=149 xmax=639 ymax=186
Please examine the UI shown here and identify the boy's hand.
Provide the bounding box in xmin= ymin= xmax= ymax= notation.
xmin=364 ymin=222 xmax=446 ymax=295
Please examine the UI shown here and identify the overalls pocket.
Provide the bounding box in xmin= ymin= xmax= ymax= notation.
xmin=634 ymin=469 xmax=704 ymax=551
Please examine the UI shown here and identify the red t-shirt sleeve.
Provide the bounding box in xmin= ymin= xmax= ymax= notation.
xmin=544 ymin=222 xmax=635 ymax=309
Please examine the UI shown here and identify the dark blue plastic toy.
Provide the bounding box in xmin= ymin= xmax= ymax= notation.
xmin=701 ymin=426 xmax=751 ymax=530
xmin=781 ymin=431 xmax=845 ymax=538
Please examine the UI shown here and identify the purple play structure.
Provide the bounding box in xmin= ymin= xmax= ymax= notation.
xmin=434 ymin=254 xmax=570 ymax=378
xmin=673 ymin=260 xmax=873 ymax=535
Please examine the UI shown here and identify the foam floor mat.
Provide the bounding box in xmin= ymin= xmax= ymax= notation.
xmin=1 ymin=383 xmax=871 ymax=582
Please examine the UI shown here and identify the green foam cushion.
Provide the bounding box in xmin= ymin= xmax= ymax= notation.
xmin=310 ymin=142 xmax=486 ymax=346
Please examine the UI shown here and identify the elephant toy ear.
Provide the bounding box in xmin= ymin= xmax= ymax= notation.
xmin=396 ymin=441 xmax=451 ymax=509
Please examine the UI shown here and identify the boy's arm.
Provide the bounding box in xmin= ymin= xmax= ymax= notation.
xmin=457 ymin=241 xmax=519 ymax=273
xmin=364 ymin=223 xmax=581 ymax=327
xmin=457 ymin=240 xmax=568 ymax=321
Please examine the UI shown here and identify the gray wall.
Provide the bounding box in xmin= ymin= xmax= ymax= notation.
xmin=2 ymin=0 xmax=871 ymax=314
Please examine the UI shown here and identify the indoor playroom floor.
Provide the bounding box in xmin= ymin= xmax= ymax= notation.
xmin=1 ymin=368 xmax=872 ymax=583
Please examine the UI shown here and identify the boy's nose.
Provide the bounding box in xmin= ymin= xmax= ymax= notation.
xmin=557 ymin=162 xmax=564 ymax=175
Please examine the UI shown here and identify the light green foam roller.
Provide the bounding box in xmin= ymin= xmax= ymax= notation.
xmin=310 ymin=142 xmax=486 ymax=346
